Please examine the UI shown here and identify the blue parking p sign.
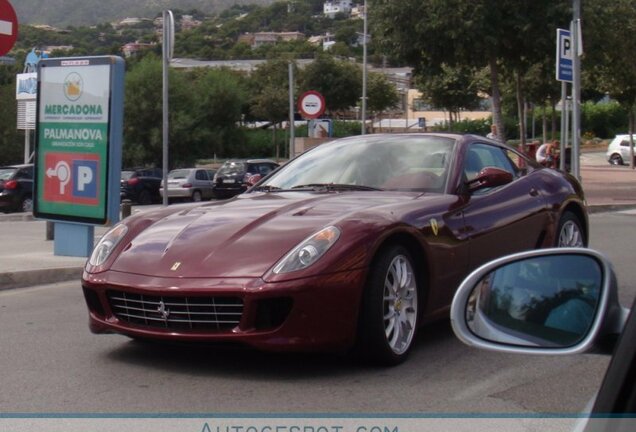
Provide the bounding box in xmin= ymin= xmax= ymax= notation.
xmin=556 ymin=28 xmax=572 ymax=83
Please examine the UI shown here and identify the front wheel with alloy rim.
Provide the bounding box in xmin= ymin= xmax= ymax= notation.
xmin=556 ymin=211 xmax=586 ymax=247
xmin=357 ymin=245 xmax=419 ymax=366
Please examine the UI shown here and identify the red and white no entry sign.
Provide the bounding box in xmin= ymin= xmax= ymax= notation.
xmin=298 ymin=90 xmax=326 ymax=119
xmin=0 ymin=0 xmax=18 ymax=56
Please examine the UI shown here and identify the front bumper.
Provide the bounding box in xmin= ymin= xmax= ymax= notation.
xmin=82 ymin=268 xmax=366 ymax=352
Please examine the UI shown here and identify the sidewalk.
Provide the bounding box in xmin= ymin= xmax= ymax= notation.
xmin=1 ymin=164 xmax=636 ymax=291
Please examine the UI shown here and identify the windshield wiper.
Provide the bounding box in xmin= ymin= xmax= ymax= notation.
xmin=291 ymin=183 xmax=383 ymax=191
xmin=251 ymin=185 xmax=282 ymax=192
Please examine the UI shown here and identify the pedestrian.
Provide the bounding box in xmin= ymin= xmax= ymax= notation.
xmin=536 ymin=140 xmax=558 ymax=168
xmin=486 ymin=124 xmax=499 ymax=141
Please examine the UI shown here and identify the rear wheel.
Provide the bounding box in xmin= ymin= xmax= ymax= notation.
xmin=192 ymin=190 xmax=202 ymax=202
xmin=609 ymin=154 xmax=624 ymax=166
xmin=20 ymin=196 xmax=33 ymax=213
xmin=556 ymin=211 xmax=586 ymax=247
xmin=357 ymin=245 xmax=419 ymax=366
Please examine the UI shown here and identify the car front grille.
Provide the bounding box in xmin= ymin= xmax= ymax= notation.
xmin=107 ymin=290 xmax=243 ymax=332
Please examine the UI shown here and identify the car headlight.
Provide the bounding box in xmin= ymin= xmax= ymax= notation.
xmin=273 ymin=226 xmax=341 ymax=274
xmin=88 ymin=223 xmax=128 ymax=267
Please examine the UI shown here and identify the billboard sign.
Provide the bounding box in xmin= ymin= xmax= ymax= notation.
xmin=34 ymin=56 xmax=124 ymax=225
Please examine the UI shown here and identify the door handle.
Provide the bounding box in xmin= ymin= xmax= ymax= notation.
xmin=529 ymin=188 xmax=539 ymax=197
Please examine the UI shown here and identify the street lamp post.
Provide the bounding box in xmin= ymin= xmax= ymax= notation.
xmin=361 ymin=0 xmax=367 ymax=135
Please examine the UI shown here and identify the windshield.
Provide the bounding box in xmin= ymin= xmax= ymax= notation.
xmin=168 ymin=169 xmax=190 ymax=180
xmin=0 ymin=168 xmax=17 ymax=181
xmin=261 ymin=135 xmax=455 ymax=193
xmin=218 ymin=162 xmax=246 ymax=176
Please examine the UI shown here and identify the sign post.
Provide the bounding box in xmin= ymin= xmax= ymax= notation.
xmin=556 ymin=28 xmax=572 ymax=172
xmin=34 ymin=56 xmax=125 ymax=257
xmin=0 ymin=0 xmax=17 ymax=57
xmin=556 ymin=29 xmax=573 ymax=83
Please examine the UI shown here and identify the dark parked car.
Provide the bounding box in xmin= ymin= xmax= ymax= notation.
xmin=451 ymin=248 xmax=635 ymax=428
xmin=212 ymin=159 xmax=279 ymax=198
xmin=82 ymin=133 xmax=587 ymax=365
xmin=120 ymin=167 xmax=162 ymax=205
xmin=0 ymin=164 xmax=34 ymax=213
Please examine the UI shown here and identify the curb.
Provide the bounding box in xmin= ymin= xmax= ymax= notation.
xmin=0 ymin=267 xmax=84 ymax=291
xmin=588 ymin=204 xmax=636 ymax=214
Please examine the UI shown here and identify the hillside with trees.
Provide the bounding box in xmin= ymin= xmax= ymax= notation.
xmin=13 ymin=0 xmax=278 ymax=27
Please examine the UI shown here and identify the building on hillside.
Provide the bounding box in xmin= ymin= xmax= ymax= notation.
xmin=323 ymin=1 xmax=353 ymax=18
xmin=180 ymin=15 xmax=202 ymax=31
xmin=238 ymin=32 xmax=305 ymax=49
xmin=350 ymin=4 xmax=366 ymax=19
xmin=115 ymin=17 xmax=151 ymax=27
xmin=308 ymin=33 xmax=335 ymax=51
xmin=122 ymin=42 xmax=157 ymax=57
xmin=41 ymin=45 xmax=74 ymax=55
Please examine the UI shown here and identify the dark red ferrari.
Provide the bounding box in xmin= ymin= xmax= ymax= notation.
xmin=82 ymin=133 xmax=588 ymax=365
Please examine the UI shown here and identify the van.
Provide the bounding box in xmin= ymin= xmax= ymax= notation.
xmin=606 ymin=134 xmax=635 ymax=165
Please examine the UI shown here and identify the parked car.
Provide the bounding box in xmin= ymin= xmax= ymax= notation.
xmin=120 ymin=167 xmax=162 ymax=205
xmin=606 ymin=134 xmax=636 ymax=166
xmin=82 ymin=133 xmax=587 ymax=365
xmin=160 ymin=168 xmax=216 ymax=202
xmin=450 ymin=247 xmax=634 ymax=425
xmin=0 ymin=164 xmax=34 ymax=213
xmin=212 ymin=159 xmax=279 ymax=198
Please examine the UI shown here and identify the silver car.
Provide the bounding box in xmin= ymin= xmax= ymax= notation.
xmin=159 ymin=168 xmax=216 ymax=202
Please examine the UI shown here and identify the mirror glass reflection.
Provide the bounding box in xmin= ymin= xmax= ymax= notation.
xmin=466 ymin=254 xmax=602 ymax=347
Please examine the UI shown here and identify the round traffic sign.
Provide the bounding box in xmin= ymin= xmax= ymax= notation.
xmin=298 ymin=90 xmax=326 ymax=119
xmin=0 ymin=0 xmax=18 ymax=57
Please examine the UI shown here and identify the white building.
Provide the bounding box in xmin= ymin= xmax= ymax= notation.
xmin=323 ymin=1 xmax=353 ymax=18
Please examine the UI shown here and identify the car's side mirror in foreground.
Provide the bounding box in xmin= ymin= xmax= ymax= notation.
xmin=466 ymin=167 xmax=513 ymax=193
xmin=451 ymin=248 xmax=628 ymax=355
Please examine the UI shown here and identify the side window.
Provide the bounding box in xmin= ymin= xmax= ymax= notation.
xmin=464 ymin=143 xmax=516 ymax=181
xmin=195 ymin=170 xmax=207 ymax=180
xmin=206 ymin=170 xmax=216 ymax=180
xmin=621 ymin=140 xmax=630 ymax=147
xmin=259 ymin=164 xmax=274 ymax=176
xmin=247 ymin=164 xmax=259 ymax=174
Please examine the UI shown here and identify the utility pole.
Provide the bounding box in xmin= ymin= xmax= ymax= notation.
xmin=571 ymin=0 xmax=582 ymax=179
xmin=361 ymin=0 xmax=368 ymax=135
xmin=162 ymin=10 xmax=174 ymax=206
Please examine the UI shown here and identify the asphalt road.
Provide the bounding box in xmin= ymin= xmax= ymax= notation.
xmin=0 ymin=210 xmax=633 ymax=414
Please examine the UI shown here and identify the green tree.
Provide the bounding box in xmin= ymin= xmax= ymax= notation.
xmin=372 ymin=0 xmax=569 ymax=142
xmin=249 ymin=60 xmax=295 ymax=159
xmin=300 ymin=54 xmax=361 ymax=115
xmin=415 ymin=64 xmax=482 ymax=126
xmin=585 ymin=0 xmax=636 ymax=167
xmin=191 ymin=68 xmax=248 ymax=159
xmin=123 ymin=55 xmax=195 ymax=168
xmin=367 ymin=72 xmax=399 ymax=122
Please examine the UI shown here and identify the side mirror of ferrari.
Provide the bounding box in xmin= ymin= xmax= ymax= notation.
xmin=466 ymin=167 xmax=513 ymax=193
xmin=450 ymin=248 xmax=628 ymax=355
